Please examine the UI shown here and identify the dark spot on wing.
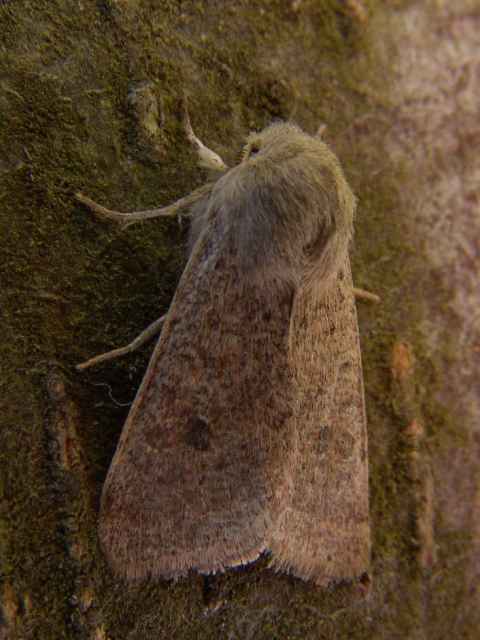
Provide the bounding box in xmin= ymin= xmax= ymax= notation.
xmin=334 ymin=431 xmax=355 ymax=460
xmin=184 ymin=416 xmax=211 ymax=451
xmin=315 ymin=424 xmax=331 ymax=455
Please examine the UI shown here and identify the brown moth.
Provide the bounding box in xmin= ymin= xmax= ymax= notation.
xmin=77 ymin=120 xmax=370 ymax=586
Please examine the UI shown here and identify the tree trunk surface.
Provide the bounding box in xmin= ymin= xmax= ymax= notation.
xmin=1 ymin=1 xmax=479 ymax=638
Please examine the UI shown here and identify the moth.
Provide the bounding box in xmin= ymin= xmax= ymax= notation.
xmin=76 ymin=116 xmax=370 ymax=587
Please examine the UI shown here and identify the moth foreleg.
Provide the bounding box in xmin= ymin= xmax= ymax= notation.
xmin=353 ymin=287 xmax=381 ymax=303
xmin=183 ymin=95 xmax=228 ymax=174
xmin=76 ymin=314 xmax=166 ymax=371
xmin=75 ymin=185 xmax=212 ymax=229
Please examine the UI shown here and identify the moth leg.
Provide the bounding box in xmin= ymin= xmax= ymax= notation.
xmin=75 ymin=99 xmax=225 ymax=227
xmin=75 ymin=184 xmax=212 ymax=229
xmin=76 ymin=314 xmax=166 ymax=371
xmin=316 ymin=123 xmax=327 ymax=138
xmin=353 ymin=287 xmax=381 ymax=303
xmin=183 ymin=95 xmax=228 ymax=174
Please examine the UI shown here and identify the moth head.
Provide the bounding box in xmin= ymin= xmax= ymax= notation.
xmin=211 ymin=121 xmax=356 ymax=297
xmin=241 ymin=137 xmax=261 ymax=162
xmin=241 ymin=122 xmax=306 ymax=164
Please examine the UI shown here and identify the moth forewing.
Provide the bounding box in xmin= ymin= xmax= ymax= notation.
xmin=98 ymin=207 xmax=297 ymax=580
xmin=269 ymin=257 xmax=370 ymax=585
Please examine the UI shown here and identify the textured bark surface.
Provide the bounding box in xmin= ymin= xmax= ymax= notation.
xmin=1 ymin=1 xmax=479 ymax=639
